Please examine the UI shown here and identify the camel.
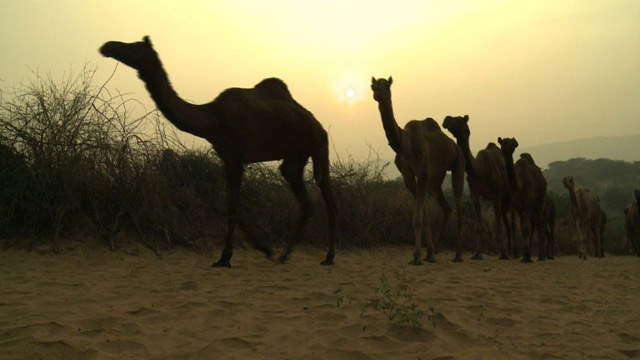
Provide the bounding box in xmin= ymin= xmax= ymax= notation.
xmin=371 ymin=77 xmax=465 ymax=264
xmin=442 ymin=115 xmax=512 ymax=259
xmin=561 ymin=176 xmax=604 ymax=259
xmin=624 ymin=190 xmax=640 ymax=256
xmin=497 ymin=138 xmax=548 ymax=262
xmin=100 ymin=36 xmax=337 ymax=267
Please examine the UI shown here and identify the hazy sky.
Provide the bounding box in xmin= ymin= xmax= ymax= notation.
xmin=1 ymin=1 xmax=639 ymax=163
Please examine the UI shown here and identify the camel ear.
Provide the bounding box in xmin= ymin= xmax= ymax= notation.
xmin=371 ymin=77 xmax=376 ymax=85
xmin=388 ymin=76 xmax=393 ymax=85
xmin=143 ymin=36 xmax=152 ymax=45
xmin=497 ymin=137 xmax=503 ymax=145
xmin=464 ymin=115 xmax=469 ymax=123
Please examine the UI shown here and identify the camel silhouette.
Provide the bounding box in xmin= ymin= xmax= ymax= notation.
xmin=371 ymin=77 xmax=465 ymax=264
xmin=498 ymin=138 xmax=548 ymax=262
xmin=624 ymin=190 xmax=640 ymax=256
xmin=562 ymin=176 xmax=604 ymax=259
xmin=100 ymin=36 xmax=337 ymax=267
xmin=443 ymin=115 xmax=512 ymax=260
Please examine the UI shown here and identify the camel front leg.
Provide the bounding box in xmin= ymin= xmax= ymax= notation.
xmin=594 ymin=225 xmax=603 ymax=259
xmin=536 ymin=204 xmax=547 ymax=261
xmin=495 ymin=200 xmax=508 ymax=259
xmin=575 ymin=219 xmax=587 ymax=260
xmin=433 ymin=186 xmax=461 ymax=262
xmin=522 ymin=214 xmax=534 ymax=263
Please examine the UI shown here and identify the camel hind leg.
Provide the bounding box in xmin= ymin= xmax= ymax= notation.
xmin=311 ymin=136 xmax=337 ymax=265
xmin=470 ymin=195 xmax=484 ymax=260
xmin=278 ymin=155 xmax=313 ymax=264
xmin=411 ymin=177 xmax=428 ymax=265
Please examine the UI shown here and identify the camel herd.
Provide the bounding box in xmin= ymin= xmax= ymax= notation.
xmin=100 ymin=36 xmax=640 ymax=267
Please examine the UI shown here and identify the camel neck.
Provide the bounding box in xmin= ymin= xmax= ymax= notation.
xmin=455 ymin=137 xmax=477 ymax=177
xmin=377 ymin=100 xmax=403 ymax=154
xmin=138 ymin=65 xmax=211 ymax=139
xmin=567 ymin=186 xmax=579 ymax=213
xmin=503 ymin=152 xmax=517 ymax=189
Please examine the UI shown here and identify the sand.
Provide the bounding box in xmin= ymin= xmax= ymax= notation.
xmin=1 ymin=241 xmax=639 ymax=360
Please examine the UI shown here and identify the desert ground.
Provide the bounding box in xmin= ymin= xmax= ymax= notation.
xmin=1 ymin=240 xmax=639 ymax=360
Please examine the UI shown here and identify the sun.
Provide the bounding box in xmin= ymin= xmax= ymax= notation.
xmin=345 ymin=87 xmax=356 ymax=99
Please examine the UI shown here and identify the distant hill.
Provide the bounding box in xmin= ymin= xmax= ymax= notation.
xmin=519 ymin=134 xmax=640 ymax=169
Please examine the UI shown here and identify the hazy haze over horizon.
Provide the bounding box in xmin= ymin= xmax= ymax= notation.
xmin=1 ymin=1 xmax=639 ymax=163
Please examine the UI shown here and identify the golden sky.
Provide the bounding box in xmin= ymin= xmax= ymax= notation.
xmin=1 ymin=0 xmax=639 ymax=163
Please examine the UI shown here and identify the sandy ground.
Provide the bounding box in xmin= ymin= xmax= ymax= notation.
xmin=1 ymin=240 xmax=639 ymax=360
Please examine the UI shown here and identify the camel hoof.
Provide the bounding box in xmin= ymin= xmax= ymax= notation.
xmin=263 ymin=247 xmax=274 ymax=260
xmin=424 ymin=256 xmax=436 ymax=264
xmin=211 ymin=260 xmax=231 ymax=268
xmin=499 ymin=253 xmax=509 ymax=260
xmin=452 ymin=256 xmax=463 ymax=263
xmin=521 ymin=256 xmax=532 ymax=263
xmin=320 ymin=259 xmax=334 ymax=266
xmin=471 ymin=253 xmax=484 ymax=260
xmin=537 ymin=257 xmax=546 ymax=262
xmin=409 ymin=258 xmax=424 ymax=266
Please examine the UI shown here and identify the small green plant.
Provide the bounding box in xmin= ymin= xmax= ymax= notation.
xmin=359 ymin=270 xmax=442 ymax=330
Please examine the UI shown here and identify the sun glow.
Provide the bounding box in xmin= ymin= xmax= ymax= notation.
xmin=345 ymin=87 xmax=356 ymax=99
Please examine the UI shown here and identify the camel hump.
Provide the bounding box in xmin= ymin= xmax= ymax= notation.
xmin=423 ymin=117 xmax=441 ymax=131
xmin=254 ymin=78 xmax=294 ymax=101
xmin=485 ymin=142 xmax=499 ymax=150
xmin=519 ymin=153 xmax=536 ymax=165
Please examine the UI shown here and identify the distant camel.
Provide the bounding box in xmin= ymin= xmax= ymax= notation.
xmin=562 ymin=176 xmax=604 ymax=259
xmin=624 ymin=189 xmax=640 ymax=256
xmin=443 ymin=115 xmax=511 ymax=259
xmin=371 ymin=77 xmax=465 ymax=264
xmin=498 ymin=138 xmax=548 ymax=262
xmin=100 ymin=36 xmax=337 ymax=267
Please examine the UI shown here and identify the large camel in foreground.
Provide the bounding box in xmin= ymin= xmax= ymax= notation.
xmin=498 ymin=138 xmax=548 ymax=262
xmin=371 ymin=77 xmax=465 ymax=264
xmin=100 ymin=36 xmax=337 ymax=267
xmin=562 ymin=176 xmax=604 ymax=259
xmin=624 ymin=189 xmax=640 ymax=256
xmin=443 ymin=115 xmax=512 ymax=259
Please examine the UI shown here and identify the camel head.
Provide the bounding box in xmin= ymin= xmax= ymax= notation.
xmin=99 ymin=36 xmax=159 ymax=73
xmin=497 ymin=137 xmax=518 ymax=156
xmin=371 ymin=76 xmax=393 ymax=102
xmin=562 ymin=176 xmax=575 ymax=190
xmin=442 ymin=115 xmax=470 ymax=140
